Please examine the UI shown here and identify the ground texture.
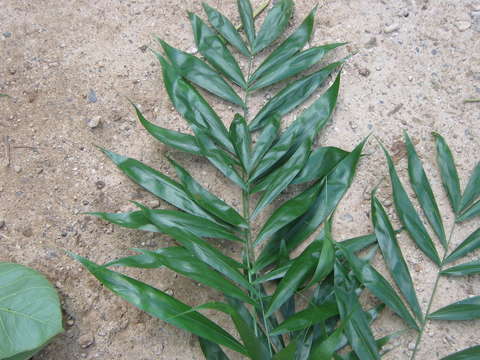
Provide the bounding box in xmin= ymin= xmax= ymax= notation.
xmin=1 ymin=0 xmax=479 ymax=359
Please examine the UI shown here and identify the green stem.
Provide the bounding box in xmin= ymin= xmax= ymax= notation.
xmin=410 ymin=222 xmax=457 ymax=360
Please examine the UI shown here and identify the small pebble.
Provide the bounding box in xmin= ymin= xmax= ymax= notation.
xmin=455 ymin=20 xmax=471 ymax=32
xmin=95 ymin=180 xmax=106 ymax=190
xmin=67 ymin=319 xmax=75 ymax=326
xmin=358 ymin=67 xmax=371 ymax=77
xmin=14 ymin=165 xmax=22 ymax=173
xmin=165 ymin=288 xmax=174 ymax=296
xmin=365 ymin=37 xmax=377 ymax=48
xmin=3 ymin=32 xmax=11 ymax=38
xmin=186 ymin=45 xmax=197 ymax=54
xmin=384 ymin=23 xmax=400 ymax=34
xmin=408 ymin=342 xmax=416 ymax=351
xmin=87 ymin=116 xmax=101 ymax=128
xmin=87 ymin=89 xmax=97 ymax=103
xmin=78 ymin=333 xmax=95 ymax=348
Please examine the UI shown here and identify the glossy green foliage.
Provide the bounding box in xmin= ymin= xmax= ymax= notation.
xmin=441 ymin=345 xmax=480 ymax=360
xmin=0 ymin=263 xmax=63 ymax=360
xmin=71 ymin=1 xmax=480 ymax=359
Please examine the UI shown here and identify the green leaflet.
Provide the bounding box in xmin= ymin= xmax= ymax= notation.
xmin=339 ymin=244 xmax=419 ymax=331
xmin=253 ymin=262 xmax=292 ymax=284
xmin=456 ymin=200 xmax=480 ymax=223
xmin=270 ymin=301 xmax=338 ymax=335
xmin=89 ymin=210 xmax=243 ymax=242
xmin=428 ymin=296 xmax=480 ymax=321
xmin=104 ymin=249 xmax=166 ymax=269
xmin=100 ymin=148 xmax=218 ymax=222
xmin=189 ymin=13 xmax=246 ymax=88
xmin=249 ymin=6 xmax=316 ymax=85
xmin=229 ymin=114 xmax=252 ymax=172
xmin=309 ymin=318 xmax=347 ymax=360
xmin=293 ymin=146 xmax=349 ymax=185
xmin=441 ymin=260 xmax=480 ymax=276
xmin=250 ymin=114 xmax=281 ymax=171
xmin=167 ymin=157 xmax=247 ymax=228
xmin=202 ymin=3 xmax=250 ymax=57
xmin=199 ymin=338 xmax=231 ymax=360
xmin=251 ymin=138 xmax=312 ymax=219
xmin=249 ymin=62 xmax=342 ymax=131
xmin=254 ymin=138 xmax=366 ymax=272
xmin=0 ymin=263 xmax=63 ymax=360
xmin=251 ymin=73 xmax=342 ymax=181
xmin=444 ymin=227 xmax=480 ymax=264
xmin=382 ymin=146 xmax=442 ymax=266
xmin=157 ymin=53 xmax=234 ymax=153
xmin=195 ymin=302 xmax=271 ymax=360
xmin=252 ymin=0 xmax=294 ymax=54
xmin=334 ymin=261 xmax=380 ymax=360
xmin=341 ymin=234 xmax=377 ymax=254
xmin=133 ymin=102 xmax=201 ymax=154
xmin=405 ymin=132 xmax=447 ymax=247
xmin=434 ymin=132 xmax=462 ymax=214
xmin=73 ymin=255 xmax=247 ymax=356
xmin=441 ymin=345 xmax=480 ymax=360
xmin=272 ymin=341 xmax=296 ymax=360
xmin=371 ymin=196 xmax=423 ymax=321
xmin=237 ymin=0 xmax=255 ymax=47
xmin=192 ymin=124 xmax=248 ymax=190
xmin=304 ymin=221 xmax=335 ymax=289
xmin=459 ymin=161 xmax=480 ymax=213
xmin=138 ymin=248 xmax=254 ymax=305
xmin=254 ymin=182 xmax=322 ymax=247
xmin=265 ymin=240 xmax=322 ymax=316
xmin=250 ymin=43 xmax=345 ymax=91
xmin=136 ymin=204 xmax=252 ymax=290
xmin=159 ymin=39 xmax=244 ymax=107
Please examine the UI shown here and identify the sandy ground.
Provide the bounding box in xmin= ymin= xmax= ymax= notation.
xmin=1 ymin=0 xmax=479 ymax=359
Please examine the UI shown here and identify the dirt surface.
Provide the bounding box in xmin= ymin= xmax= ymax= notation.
xmin=1 ymin=0 xmax=479 ymax=359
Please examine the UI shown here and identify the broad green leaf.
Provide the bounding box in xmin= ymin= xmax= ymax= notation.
xmin=459 ymin=162 xmax=480 ymax=213
xmin=157 ymin=54 xmax=234 ymax=153
xmin=195 ymin=302 xmax=271 ymax=360
xmin=371 ymin=196 xmax=423 ymax=321
xmin=339 ymin=245 xmax=419 ymax=331
xmin=434 ymin=132 xmax=461 ymax=214
xmin=4 ymin=347 xmax=43 ymax=360
xmin=138 ymin=249 xmax=254 ymax=305
xmin=250 ymin=72 xmax=342 ymax=181
xmin=254 ymin=182 xmax=322 ymax=247
xmin=73 ymin=255 xmax=247 ymax=355
xmin=309 ymin=319 xmax=347 ymax=360
xmin=0 ymin=263 xmax=63 ymax=359
xmin=229 ymin=114 xmax=252 ymax=172
xmin=252 ymin=0 xmax=294 ymax=54
xmin=272 ymin=341 xmax=296 ymax=360
xmin=89 ymin=210 xmax=243 ymax=242
xmin=250 ymin=114 xmax=281 ymax=171
xmin=100 ymin=149 xmax=217 ymax=222
xmin=270 ymin=302 xmax=338 ymax=335
xmin=341 ymin=234 xmax=377 ymax=254
xmin=237 ymin=0 xmax=255 ymax=47
xmin=133 ymin=103 xmax=201 ymax=155
xmin=191 ymin=125 xmax=248 ymax=190
xmin=305 ymin=221 xmax=335 ymax=288
xmin=167 ymin=157 xmax=247 ymax=228
xmin=199 ymin=338 xmax=230 ymax=360
xmin=159 ymin=39 xmax=244 ymax=107
xmin=203 ymin=3 xmax=250 ymax=57
xmin=249 ymin=6 xmax=316 ymax=84
xmin=428 ymin=296 xmax=480 ymax=321
xmin=251 ymin=139 xmax=312 ymax=218
xmin=250 ymin=43 xmax=345 ymax=91
xmin=382 ymin=146 xmax=441 ymax=266
xmin=405 ymin=132 xmax=446 ymax=247
xmin=444 ymin=228 xmax=480 ymax=264
xmin=136 ymin=204 xmax=252 ymax=290
xmin=189 ymin=13 xmax=246 ymax=88
xmin=456 ymin=200 xmax=480 ymax=223
xmin=334 ymin=262 xmax=380 ymax=360
xmin=266 ymin=240 xmax=321 ymax=316
xmin=441 ymin=345 xmax=480 ymax=360
xmin=249 ymin=62 xmax=342 ymax=131
xmin=293 ymin=147 xmax=349 ymax=185
xmin=441 ymin=260 xmax=480 ymax=276
xmin=254 ymin=138 xmax=366 ymax=272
